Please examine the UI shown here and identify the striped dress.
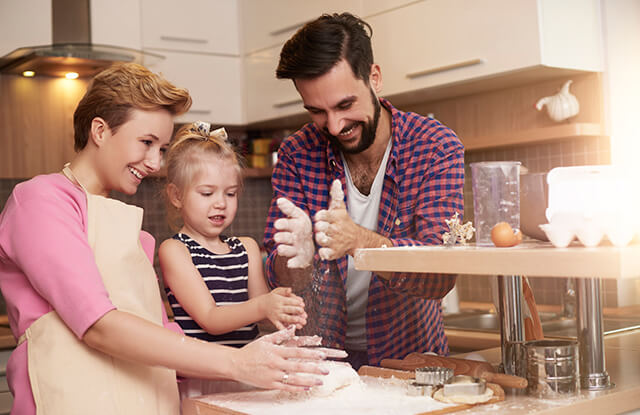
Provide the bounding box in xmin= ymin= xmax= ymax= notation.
xmin=166 ymin=233 xmax=259 ymax=347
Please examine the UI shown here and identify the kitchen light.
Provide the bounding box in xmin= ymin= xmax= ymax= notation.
xmin=65 ymin=72 xmax=79 ymax=80
xmin=22 ymin=71 xmax=35 ymax=77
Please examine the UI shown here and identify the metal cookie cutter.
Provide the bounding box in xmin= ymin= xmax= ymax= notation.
xmin=443 ymin=375 xmax=487 ymax=397
xmin=415 ymin=367 xmax=454 ymax=386
xmin=407 ymin=382 xmax=434 ymax=397
xmin=408 ymin=367 xmax=454 ymax=397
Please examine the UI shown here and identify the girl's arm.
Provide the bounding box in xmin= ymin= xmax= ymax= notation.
xmin=159 ymin=238 xmax=287 ymax=334
xmin=241 ymin=236 xmax=273 ymax=298
xmin=83 ymin=309 xmax=327 ymax=391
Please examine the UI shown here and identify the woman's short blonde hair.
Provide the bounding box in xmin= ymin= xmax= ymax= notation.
xmin=164 ymin=123 xmax=244 ymax=231
xmin=73 ymin=62 xmax=192 ymax=151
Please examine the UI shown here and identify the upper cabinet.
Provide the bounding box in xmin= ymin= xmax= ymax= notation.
xmin=244 ymin=45 xmax=303 ymax=124
xmin=145 ymin=51 xmax=244 ymax=125
xmin=240 ymin=0 xmax=362 ymax=55
xmin=90 ymin=0 xmax=142 ymax=50
xmin=140 ymin=0 xmax=243 ymax=125
xmin=0 ymin=0 xmax=52 ymax=57
xmin=369 ymin=0 xmax=603 ymax=101
xmin=141 ymin=0 xmax=240 ymax=55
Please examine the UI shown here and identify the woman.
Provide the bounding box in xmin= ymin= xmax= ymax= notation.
xmin=0 ymin=63 xmax=330 ymax=415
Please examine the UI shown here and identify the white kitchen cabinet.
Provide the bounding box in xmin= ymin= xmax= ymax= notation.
xmin=240 ymin=0 xmax=363 ymax=54
xmin=146 ymin=51 xmax=244 ymax=125
xmin=360 ymin=0 xmax=420 ymax=17
xmin=90 ymin=0 xmax=142 ymax=50
xmin=244 ymin=45 xmax=304 ymax=123
xmin=0 ymin=0 xmax=51 ymax=57
xmin=369 ymin=0 xmax=603 ymax=100
xmin=141 ymin=0 xmax=240 ymax=56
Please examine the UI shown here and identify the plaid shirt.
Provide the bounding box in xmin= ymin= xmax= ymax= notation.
xmin=263 ymin=98 xmax=464 ymax=365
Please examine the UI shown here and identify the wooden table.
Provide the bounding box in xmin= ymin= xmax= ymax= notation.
xmin=354 ymin=242 xmax=640 ymax=392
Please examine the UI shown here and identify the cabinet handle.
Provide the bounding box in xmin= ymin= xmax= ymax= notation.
xmin=406 ymin=58 xmax=485 ymax=79
xmin=160 ymin=35 xmax=209 ymax=44
xmin=269 ymin=20 xmax=311 ymax=36
xmin=273 ymin=98 xmax=303 ymax=108
xmin=188 ymin=109 xmax=212 ymax=115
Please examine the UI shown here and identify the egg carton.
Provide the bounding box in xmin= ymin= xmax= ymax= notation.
xmin=540 ymin=165 xmax=640 ymax=248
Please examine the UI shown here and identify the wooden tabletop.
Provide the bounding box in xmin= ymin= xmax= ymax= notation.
xmin=354 ymin=242 xmax=640 ymax=279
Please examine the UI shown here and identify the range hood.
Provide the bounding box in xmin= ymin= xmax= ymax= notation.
xmin=0 ymin=0 xmax=162 ymax=78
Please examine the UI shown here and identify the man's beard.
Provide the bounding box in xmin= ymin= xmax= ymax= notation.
xmin=324 ymin=90 xmax=381 ymax=155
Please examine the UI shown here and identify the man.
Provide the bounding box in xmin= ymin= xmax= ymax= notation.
xmin=263 ymin=12 xmax=464 ymax=369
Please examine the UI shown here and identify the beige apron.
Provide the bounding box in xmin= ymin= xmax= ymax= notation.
xmin=19 ymin=166 xmax=180 ymax=414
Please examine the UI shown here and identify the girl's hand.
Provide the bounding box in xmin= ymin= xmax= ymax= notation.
xmin=261 ymin=287 xmax=307 ymax=330
xmin=230 ymin=326 xmax=329 ymax=392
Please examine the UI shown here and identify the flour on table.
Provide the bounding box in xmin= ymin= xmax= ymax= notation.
xmin=196 ymin=375 xmax=457 ymax=415
xmin=432 ymin=386 xmax=494 ymax=404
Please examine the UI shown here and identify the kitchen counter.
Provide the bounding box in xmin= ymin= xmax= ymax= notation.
xmin=450 ymin=329 xmax=640 ymax=414
xmin=183 ymin=329 xmax=640 ymax=414
xmin=355 ymin=242 xmax=640 ymax=392
xmin=353 ymin=241 xmax=640 ymax=279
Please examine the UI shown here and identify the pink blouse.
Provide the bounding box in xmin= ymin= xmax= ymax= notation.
xmin=0 ymin=173 xmax=180 ymax=415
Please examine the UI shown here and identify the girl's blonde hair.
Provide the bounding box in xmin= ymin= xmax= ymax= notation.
xmin=164 ymin=122 xmax=244 ymax=231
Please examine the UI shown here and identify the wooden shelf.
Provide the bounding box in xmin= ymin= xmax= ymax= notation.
xmin=462 ymin=122 xmax=605 ymax=150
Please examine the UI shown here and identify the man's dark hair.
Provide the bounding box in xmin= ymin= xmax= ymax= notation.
xmin=276 ymin=12 xmax=374 ymax=82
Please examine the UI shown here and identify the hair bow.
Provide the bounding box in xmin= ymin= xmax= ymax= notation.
xmin=192 ymin=121 xmax=228 ymax=141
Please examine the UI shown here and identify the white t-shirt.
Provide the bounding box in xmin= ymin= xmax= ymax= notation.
xmin=341 ymin=140 xmax=392 ymax=351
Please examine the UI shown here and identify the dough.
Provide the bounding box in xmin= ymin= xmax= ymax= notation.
xmin=310 ymin=361 xmax=361 ymax=397
xmin=432 ymin=386 xmax=494 ymax=404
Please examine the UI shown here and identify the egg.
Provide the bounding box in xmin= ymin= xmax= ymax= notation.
xmin=491 ymin=222 xmax=522 ymax=247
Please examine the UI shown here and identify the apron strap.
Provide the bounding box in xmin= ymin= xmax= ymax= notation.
xmin=62 ymin=163 xmax=89 ymax=194
xmin=18 ymin=332 xmax=26 ymax=346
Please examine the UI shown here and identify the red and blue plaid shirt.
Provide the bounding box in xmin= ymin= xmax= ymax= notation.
xmin=264 ymin=98 xmax=464 ymax=365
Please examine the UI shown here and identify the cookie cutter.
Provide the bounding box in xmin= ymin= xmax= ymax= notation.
xmin=407 ymin=382 xmax=435 ymax=397
xmin=415 ymin=367 xmax=454 ymax=386
xmin=443 ymin=375 xmax=487 ymax=396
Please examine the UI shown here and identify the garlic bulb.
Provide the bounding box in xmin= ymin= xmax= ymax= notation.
xmin=536 ymin=80 xmax=580 ymax=122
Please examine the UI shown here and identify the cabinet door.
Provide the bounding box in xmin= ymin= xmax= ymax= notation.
xmin=360 ymin=0 xmax=418 ymax=17
xmin=146 ymin=51 xmax=243 ymax=125
xmin=245 ymin=46 xmax=305 ymax=123
xmin=141 ymin=0 xmax=240 ymax=55
xmin=369 ymin=0 xmax=541 ymax=99
xmin=90 ymin=0 xmax=142 ymax=50
xmin=0 ymin=0 xmax=52 ymax=56
xmin=240 ymin=0 xmax=363 ymax=54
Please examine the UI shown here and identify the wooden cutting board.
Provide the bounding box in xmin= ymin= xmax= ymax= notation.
xmin=182 ymin=367 xmax=504 ymax=415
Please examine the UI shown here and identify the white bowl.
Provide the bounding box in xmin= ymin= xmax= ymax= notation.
xmin=539 ymin=223 xmax=575 ymax=248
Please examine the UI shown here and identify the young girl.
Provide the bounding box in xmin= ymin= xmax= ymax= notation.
xmin=159 ymin=122 xmax=309 ymax=396
xmin=0 ymin=63 xmax=329 ymax=415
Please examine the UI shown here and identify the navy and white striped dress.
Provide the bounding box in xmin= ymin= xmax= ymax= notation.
xmin=166 ymin=233 xmax=259 ymax=347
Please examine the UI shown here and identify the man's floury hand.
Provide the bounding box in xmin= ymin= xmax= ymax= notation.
xmin=274 ymin=198 xmax=315 ymax=268
xmin=314 ymin=180 xmax=359 ymax=260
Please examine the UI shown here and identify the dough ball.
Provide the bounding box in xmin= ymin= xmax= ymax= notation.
xmin=311 ymin=361 xmax=361 ymax=397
